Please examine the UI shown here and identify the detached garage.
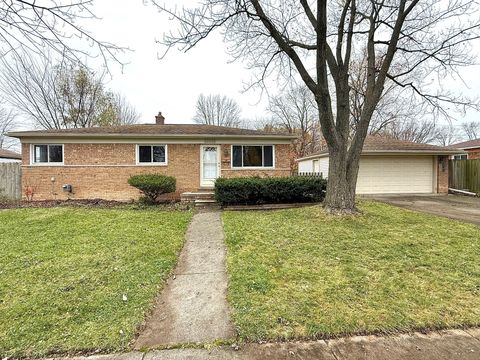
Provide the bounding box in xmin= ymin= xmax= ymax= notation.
xmin=297 ymin=136 xmax=463 ymax=195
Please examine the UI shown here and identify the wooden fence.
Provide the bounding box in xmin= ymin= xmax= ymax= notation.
xmin=449 ymin=159 xmax=480 ymax=194
xmin=0 ymin=162 xmax=22 ymax=200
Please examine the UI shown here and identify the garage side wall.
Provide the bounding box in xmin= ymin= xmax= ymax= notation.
xmin=437 ymin=155 xmax=449 ymax=193
xmin=298 ymin=159 xmax=314 ymax=173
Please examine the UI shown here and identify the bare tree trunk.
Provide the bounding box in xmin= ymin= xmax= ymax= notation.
xmin=323 ymin=135 xmax=362 ymax=214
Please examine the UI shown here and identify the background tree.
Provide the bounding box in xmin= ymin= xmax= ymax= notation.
xmin=0 ymin=106 xmax=18 ymax=149
xmin=0 ymin=51 xmax=139 ymax=129
xmin=0 ymin=0 xmax=122 ymax=68
xmin=461 ymin=121 xmax=480 ymax=140
xmin=379 ymin=119 xmax=438 ymax=144
xmin=105 ymin=92 xmax=141 ymax=126
xmin=193 ymin=94 xmax=242 ymax=127
xmin=153 ymin=0 xmax=480 ymax=213
xmin=434 ymin=124 xmax=460 ymax=146
xmin=267 ymin=85 xmax=321 ymax=159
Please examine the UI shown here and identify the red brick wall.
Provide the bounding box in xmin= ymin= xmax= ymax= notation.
xmin=466 ymin=148 xmax=480 ymax=159
xmin=220 ymin=144 xmax=292 ymax=178
xmin=21 ymin=142 xmax=293 ymax=200
xmin=437 ymin=155 xmax=449 ymax=193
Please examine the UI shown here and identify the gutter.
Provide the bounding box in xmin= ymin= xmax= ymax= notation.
xmin=297 ymin=149 xmax=466 ymax=161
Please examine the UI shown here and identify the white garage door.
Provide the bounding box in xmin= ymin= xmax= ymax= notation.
xmin=356 ymin=155 xmax=434 ymax=194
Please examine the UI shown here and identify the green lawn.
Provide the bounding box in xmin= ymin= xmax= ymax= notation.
xmin=0 ymin=207 xmax=192 ymax=358
xmin=223 ymin=201 xmax=480 ymax=341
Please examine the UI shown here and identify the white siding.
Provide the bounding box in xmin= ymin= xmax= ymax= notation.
xmin=319 ymin=157 xmax=329 ymax=178
xmin=356 ymin=155 xmax=434 ymax=194
xmin=298 ymin=159 xmax=314 ymax=173
xmin=301 ymin=154 xmax=435 ymax=194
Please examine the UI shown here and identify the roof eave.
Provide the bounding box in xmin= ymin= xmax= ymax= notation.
xmin=361 ymin=149 xmax=466 ymax=155
xmin=460 ymin=145 xmax=480 ymax=150
xmin=6 ymin=132 xmax=298 ymax=140
xmin=297 ymin=149 xmax=465 ymax=161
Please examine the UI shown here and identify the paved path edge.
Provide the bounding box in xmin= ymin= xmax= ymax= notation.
xmin=50 ymin=327 xmax=480 ymax=360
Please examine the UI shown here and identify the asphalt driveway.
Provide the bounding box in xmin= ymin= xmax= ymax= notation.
xmin=370 ymin=194 xmax=480 ymax=226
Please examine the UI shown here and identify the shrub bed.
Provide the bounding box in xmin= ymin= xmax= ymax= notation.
xmin=215 ymin=176 xmax=326 ymax=205
xmin=128 ymin=174 xmax=176 ymax=204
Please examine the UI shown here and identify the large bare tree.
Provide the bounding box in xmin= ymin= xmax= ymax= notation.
xmin=0 ymin=0 xmax=123 ymax=68
xmin=349 ymin=49 xmax=426 ymax=136
xmin=0 ymin=51 xmax=139 ymax=129
xmin=193 ymin=94 xmax=242 ymax=127
xmin=152 ymin=0 xmax=480 ymax=213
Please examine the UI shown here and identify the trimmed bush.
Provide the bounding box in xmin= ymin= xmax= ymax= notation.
xmin=128 ymin=174 xmax=176 ymax=203
xmin=214 ymin=176 xmax=326 ymax=205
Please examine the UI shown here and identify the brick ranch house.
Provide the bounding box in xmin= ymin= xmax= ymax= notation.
xmin=297 ymin=136 xmax=463 ymax=194
xmin=450 ymin=139 xmax=480 ymax=160
xmin=8 ymin=114 xmax=296 ymax=201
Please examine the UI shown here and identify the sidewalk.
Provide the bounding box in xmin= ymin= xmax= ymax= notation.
xmin=134 ymin=210 xmax=235 ymax=348
xmin=57 ymin=328 xmax=480 ymax=360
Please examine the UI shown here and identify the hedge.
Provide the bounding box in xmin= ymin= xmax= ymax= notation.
xmin=128 ymin=174 xmax=176 ymax=203
xmin=214 ymin=176 xmax=326 ymax=205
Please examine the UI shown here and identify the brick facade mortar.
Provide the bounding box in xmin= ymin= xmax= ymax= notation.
xmin=21 ymin=142 xmax=293 ymax=200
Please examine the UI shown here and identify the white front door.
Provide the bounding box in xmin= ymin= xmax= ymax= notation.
xmin=200 ymin=145 xmax=221 ymax=188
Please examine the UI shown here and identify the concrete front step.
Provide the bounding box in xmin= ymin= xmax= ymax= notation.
xmin=180 ymin=191 xmax=216 ymax=204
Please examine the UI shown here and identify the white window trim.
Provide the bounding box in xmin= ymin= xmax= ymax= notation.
xmin=136 ymin=144 xmax=168 ymax=166
xmin=30 ymin=144 xmax=64 ymax=166
xmin=230 ymin=144 xmax=275 ymax=169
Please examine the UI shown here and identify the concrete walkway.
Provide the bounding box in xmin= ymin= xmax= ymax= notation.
xmin=58 ymin=328 xmax=480 ymax=360
xmin=134 ymin=211 xmax=235 ymax=348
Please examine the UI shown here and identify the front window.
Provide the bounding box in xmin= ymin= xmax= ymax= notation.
xmin=33 ymin=144 xmax=63 ymax=164
xmin=232 ymin=145 xmax=274 ymax=168
xmin=138 ymin=145 xmax=167 ymax=164
xmin=453 ymin=154 xmax=467 ymax=160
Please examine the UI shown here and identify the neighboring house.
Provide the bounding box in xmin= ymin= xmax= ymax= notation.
xmin=0 ymin=148 xmax=22 ymax=163
xmin=297 ymin=136 xmax=462 ymax=194
xmin=450 ymin=139 xmax=480 ymax=159
xmin=7 ymin=114 xmax=295 ymax=200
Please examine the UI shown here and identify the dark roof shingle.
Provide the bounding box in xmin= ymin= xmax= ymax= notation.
xmin=0 ymin=148 xmax=21 ymax=159
xmin=7 ymin=124 xmax=295 ymax=138
xmin=451 ymin=138 xmax=480 ymax=149
xmin=299 ymin=135 xmax=463 ymax=159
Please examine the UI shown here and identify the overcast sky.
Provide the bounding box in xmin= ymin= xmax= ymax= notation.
xmin=83 ymin=1 xmax=273 ymax=125
xmin=84 ymin=1 xmax=480 ymax=128
xmin=5 ymin=0 xmax=478 ymax=132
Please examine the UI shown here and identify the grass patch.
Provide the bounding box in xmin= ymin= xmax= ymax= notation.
xmin=0 ymin=207 xmax=192 ymax=358
xmin=223 ymin=201 xmax=480 ymax=341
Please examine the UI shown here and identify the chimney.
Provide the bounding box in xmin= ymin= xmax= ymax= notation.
xmin=155 ymin=112 xmax=165 ymax=125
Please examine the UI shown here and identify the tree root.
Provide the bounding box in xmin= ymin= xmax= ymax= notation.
xmin=323 ymin=204 xmax=363 ymax=215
